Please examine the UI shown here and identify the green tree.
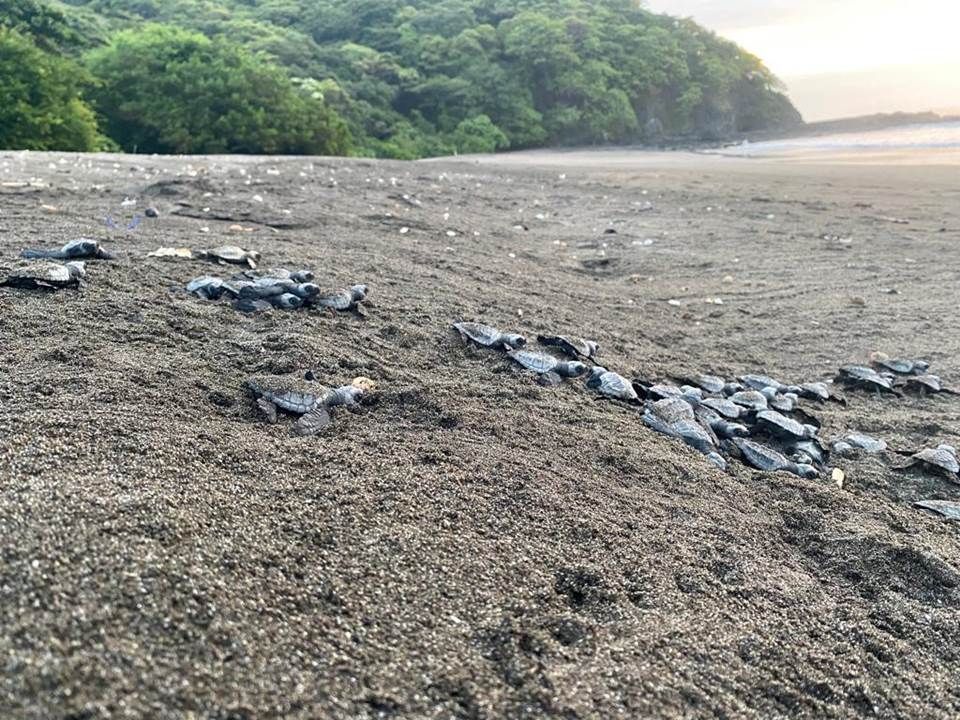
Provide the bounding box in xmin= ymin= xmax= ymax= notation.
xmin=0 ymin=27 xmax=101 ymax=151
xmin=449 ymin=113 xmax=508 ymax=153
xmin=85 ymin=24 xmax=351 ymax=155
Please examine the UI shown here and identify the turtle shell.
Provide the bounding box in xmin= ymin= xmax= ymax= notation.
xmin=756 ymin=410 xmax=812 ymax=440
xmin=588 ymin=369 xmax=637 ymax=401
xmin=701 ymin=397 xmax=741 ymax=419
xmin=914 ymin=500 xmax=960 ymax=521
xmin=730 ymin=390 xmax=768 ymax=411
xmin=913 ymin=446 xmax=960 ymax=475
xmin=507 ymin=350 xmax=559 ymax=374
xmin=453 ymin=322 xmax=501 ymax=347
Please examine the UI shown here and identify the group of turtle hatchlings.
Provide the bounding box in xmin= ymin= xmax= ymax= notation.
xmin=5 ymin=236 xmax=960 ymax=520
xmin=1 ymin=236 xmax=373 ymax=432
xmin=453 ymin=321 xmax=960 ymax=521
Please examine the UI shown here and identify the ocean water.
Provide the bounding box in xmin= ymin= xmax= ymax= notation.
xmin=712 ymin=121 xmax=960 ymax=160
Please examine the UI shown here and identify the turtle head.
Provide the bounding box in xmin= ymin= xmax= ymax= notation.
xmin=795 ymin=464 xmax=819 ymax=480
xmin=561 ymin=361 xmax=588 ymax=378
xmin=723 ymin=382 xmax=743 ymax=396
xmin=501 ymin=334 xmax=526 ymax=349
xmin=349 ymin=284 xmax=369 ymax=301
xmin=915 ymin=360 xmax=931 ymax=374
xmin=94 ymin=243 xmax=115 ymax=260
xmin=585 ymin=341 xmax=600 ymax=357
xmin=247 ymin=250 xmax=262 ymax=263
xmin=296 ymin=283 xmax=320 ymax=298
xmin=65 ymin=261 xmax=86 ymax=279
xmin=803 ymin=424 xmax=819 ymax=439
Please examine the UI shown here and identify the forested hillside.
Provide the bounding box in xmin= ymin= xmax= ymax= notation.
xmin=1 ymin=0 xmax=803 ymax=157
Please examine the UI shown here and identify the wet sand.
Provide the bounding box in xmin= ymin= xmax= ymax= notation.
xmin=1 ymin=148 xmax=960 ymax=718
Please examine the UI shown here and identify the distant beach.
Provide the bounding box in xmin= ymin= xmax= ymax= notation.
xmin=711 ymin=121 xmax=960 ymax=164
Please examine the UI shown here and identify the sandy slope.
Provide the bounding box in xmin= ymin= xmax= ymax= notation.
xmin=1 ymin=149 xmax=959 ymax=719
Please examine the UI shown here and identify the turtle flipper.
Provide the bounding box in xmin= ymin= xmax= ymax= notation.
xmin=256 ymin=398 xmax=278 ymax=424
xmin=293 ymin=406 xmax=332 ymax=436
xmin=20 ymin=249 xmax=60 ymax=259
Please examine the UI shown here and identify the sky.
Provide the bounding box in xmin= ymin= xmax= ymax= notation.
xmin=645 ymin=0 xmax=960 ymax=121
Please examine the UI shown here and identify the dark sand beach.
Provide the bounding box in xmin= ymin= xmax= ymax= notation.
xmin=1 ymin=148 xmax=960 ymax=718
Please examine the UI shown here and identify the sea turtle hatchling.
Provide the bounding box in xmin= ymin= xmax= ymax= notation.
xmin=237 ymin=278 xmax=320 ymax=302
xmin=507 ymin=350 xmax=587 ymax=386
xmin=871 ymin=355 xmax=930 ymax=376
xmin=256 ymin=268 xmax=314 ymax=284
xmin=247 ymin=376 xmax=376 ymax=436
xmin=199 ymin=246 xmax=261 ymax=268
xmin=586 ymin=367 xmax=639 ymax=402
xmin=755 ymin=410 xmax=818 ymax=442
xmin=760 ymin=387 xmax=798 ymax=413
xmin=730 ymin=390 xmax=768 ymax=412
xmin=315 ymin=284 xmax=368 ymax=313
xmin=730 ymin=439 xmax=818 ymax=479
xmin=901 ymin=374 xmax=959 ymax=396
xmin=701 ymin=396 xmax=742 ymax=420
xmin=895 ymin=444 xmax=960 ymax=478
xmin=694 ymin=405 xmax=749 ymax=439
xmin=452 ymin=322 xmax=525 ymax=350
xmin=187 ymin=275 xmax=235 ymax=300
xmin=0 ymin=261 xmax=86 ymax=291
xmin=739 ymin=374 xmax=797 ymax=393
xmin=21 ymin=238 xmax=114 ymax=261
xmin=690 ymin=374 xmax=726 ymax=395
xmin=836 ymin=366 xmax=902 ymax=396
xmin=537 ymin=335 xmax=600 ymax=360
xmin=914 ymin=500 xmax=960 ymax=521
xmin=832 ymin=432 xmax=887 ymax=456
xmin=642 ymin=400 xmax=724 ymax=469
xmin=796 ymin=381 xmax=846 ymax=405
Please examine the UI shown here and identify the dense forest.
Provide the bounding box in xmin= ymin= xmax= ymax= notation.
xmin=0 ymin=0 xmax=803 ymax=157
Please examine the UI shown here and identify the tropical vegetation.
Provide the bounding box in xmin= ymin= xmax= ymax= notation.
xmin=0 ymin=0 xmax=802 ymax=157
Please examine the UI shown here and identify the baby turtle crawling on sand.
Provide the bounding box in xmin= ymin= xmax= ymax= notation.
xmin=453 ymin=322 xmax=525 ymax=350
xmin=694 ymin=405 xmax=749 ymax=440
xmin=832 ymin=432 xmax=887 ymax=456
xmin=729 ymin=390 xmax=768 ymax=412
xmin=236 ymin=278 xmax=320 ymax=302
xmin=187 ymin=276 xmax=234 ymax=301
xmin=21 ymin=239 xmax=114 ymax=261
xmin=895 ymin=444 xmax=960 ymax=478
xmin=537 ymin=335 xmax=600 ymax=360
xmin=796 ymin=381 xmax=846 ymax=405
xmin=255 ymin=268 xmax=314 ymax=284
xmin=198 ymin=246 xmax=261 ymax=268
xmin=914 ymin=500 xmax=960 ymax=521
xmin=729 ymin=439 xmax=818 ymax=479
xmin=900 ymin=374 xmax=958 ymax=396
xmin=739 ymin=374 xmax=799 ymax=394
xmin=755 ymin=410 xmax=818 ymax=442
xmin=836 ymin=366 xmax=902 ymax=396
xmin=642 ymin=398 xmax=725 ymax=469
xmin=0 ymin=261 xmax=85 ymax=291
xmin=586 ymin=367 xmax=639 ymax=402
xmin=871 ymin=354 xmax=930 ymax=376
xmin=315 ymin=284 xmax=369 ymax=314
xmin=247 ymin=376 xmax=376 ymax=436
xmin=507 ymin=350 xmax=587 ymax=386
